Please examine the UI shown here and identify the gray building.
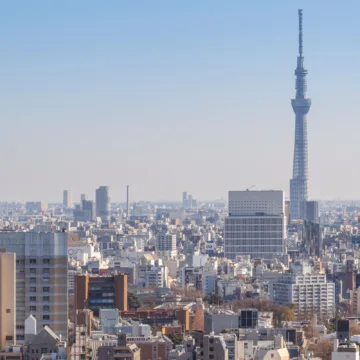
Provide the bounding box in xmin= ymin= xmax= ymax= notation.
xmin=0 ymin=231 xmax=68 ymax=341
xmin=96 ymin=186 xmax=110 ymax=225
xmin=304 ymin=200 xmax=319 ymax=224
xmin=204 ymin=309 xmax=258 ymax=334
xmin=224 ymin=190 xmax=286 ymax=261
xmin=74 ymin=200 xmax=95 ymax=222
xmin=197 ymin=333 xmax=228 ymax=360
xmin=63 ymin=190 xmax=73 ymax=208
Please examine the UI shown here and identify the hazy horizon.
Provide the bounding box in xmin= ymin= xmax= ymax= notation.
xmin=1 ymin=1 xmax=360 ymax=202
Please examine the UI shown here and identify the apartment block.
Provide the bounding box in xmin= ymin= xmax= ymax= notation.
xmin=0 ymin=232 xmax=68 ymax=341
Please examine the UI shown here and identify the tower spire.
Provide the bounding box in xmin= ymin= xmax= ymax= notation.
xmin=298 ymin=9 xmax=303 ymax=57
xmin=290 ymin=9 xmax=311 ymax=221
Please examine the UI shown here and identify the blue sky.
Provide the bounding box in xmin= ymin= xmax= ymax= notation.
xmin=0 ymin=1 xmax=359 ymax=202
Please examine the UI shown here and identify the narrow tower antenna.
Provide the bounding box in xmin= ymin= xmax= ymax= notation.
xmin=298 ymin=9 xmax=303 ymax=57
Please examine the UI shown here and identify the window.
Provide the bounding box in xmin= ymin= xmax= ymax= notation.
xmin=41 ymin=348 xmax=48 ymax=354
xmin=29 ymin=268 xmax=36 ymax=274
xmin=43 ymin=315 xmax=50 ymax=320
xmin=30 ymin=259 xmax=36 ymax=264
xmin=43 ymin=287 xmax=50 ymax=292
xmin=5 ymin=336 xmax=13 ymax=341
xmin=6 ymin=309 xmax=10 ymax=313
xmin=43 ymin=296 xmax=50 ymax=301
xmin=43 ymin=259 xmax=50 ymax=264
xmin=43 ymin=306 xmax=50 ymax=311
xmin=30 ymin=306 xmax=36 ymax=311
xmin=30 ymin=287 xmax=36 ymax=292
xmin=30 ymin=297 xmax=36 ymax=302
xmin=43 ymin=268 xmax=50 ymax=274
xmin=30 ymin=278 xmax=36 ymax=284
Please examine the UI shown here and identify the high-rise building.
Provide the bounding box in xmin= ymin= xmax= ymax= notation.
xmin=0 ymin=250 xmax=16 ymax=349
xmin=0 ymin=232 xmax=68 ymax=341
xmin=224 ymin=190 xmax=286 ymax=261
xmin=290 ymin=9 xmax=312 ymax=221
xmin=156 ymin=232 xmax=176 ymax=259
xmin=96 ymin=186 xmax=110 ymax=225
xmin=63 ymin=190 xmax=73 ymax=208
xmin=182 ymin=192 xmax=188 ymax=207
xmin=304 ymin=200 xmax=319 ymax=224
xmin=75 ymin=274 xmax=128 ymax=316
xmin=80 ymin=193 xmax=88 ymax=202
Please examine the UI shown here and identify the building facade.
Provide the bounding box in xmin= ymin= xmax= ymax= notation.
xmin=0 ymin=250 xmax=16 ymax=349
xmin=75 ymin=274 xmax=128 ymax=316
xmin=0 ymin=231 xmax=68 ymax=341
xmin=270 ymin=273 xmax=335 ymax=319
xmin=63 ymin=190 xmax=73 ymax=208
xmin=224 ymin=190 xmax=286 ymax=261
xmin=96 ymin=186 xmax=110 ymax=225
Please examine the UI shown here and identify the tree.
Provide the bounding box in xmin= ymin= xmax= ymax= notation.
xmin=168 ymin=333 xmax=183 ymax=346
xmin=192 ymin=308 xmax=204 ymax=331
xmin=350 ymin=322 xmax=360 ymax=336
xmin=312 ymin=340 xmax=333 ymax=360
xmin=128 ymin=292 xmax=142 ymax=309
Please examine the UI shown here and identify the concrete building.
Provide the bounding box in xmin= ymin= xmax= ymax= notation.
xmin=204 ymin=309 xmax=258 ymax=334
xmin=98 ymin=334 xmax=141 ymax=360
xmin=25 ymin=202 xmax=48 ymax=213
xmin=75 ymin=274 xmax=128 ymax=316
xmin=26 ymin=325 xmax=67 ymax=360
xmin=270 ymin=273 xmax=335 ymax=319
xmin=0 ymin=232 xmax=68 ymax=341
xmin=198 ymin=333 xmax=228 ymax=360
xmin=224 ymin=190 xmax=287 ymax=261
xmin=80 ymin=193 xmax=88 ymax=202
xmin=124 ymin=333 xmax=173 ymax=360
xmin=63 ymin=190 xmax=73 ymax=208
xmin=332 ymin=339 xmax=359 ymax=360
xmin=74 ymin=200 xmax=95 ymax=222
xmin=136 ymin=259 xmax=169 ymax=288
xmin=156 ymin=232 xmax=176 ymax=259
xmin=96 ymin=186 xmax=111 ymax=225
xmin=0 ymin=250 xmax=16 ymax=349
xmin=168 ymin=337 xmax=195 ymax=360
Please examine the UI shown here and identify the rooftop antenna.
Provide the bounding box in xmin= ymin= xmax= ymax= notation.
xmin=126 ymin=185 xmax=130 ymax=222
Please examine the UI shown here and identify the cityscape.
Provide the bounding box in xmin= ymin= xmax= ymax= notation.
xmin=1 ymin=3 xmax=360 ymax=360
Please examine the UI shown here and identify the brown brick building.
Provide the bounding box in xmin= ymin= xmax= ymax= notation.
xmin=75 ymin=274 xmax=127 ymax=316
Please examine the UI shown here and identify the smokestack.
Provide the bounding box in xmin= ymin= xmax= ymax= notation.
xmin=126 ymin=185 xmax=130 ymax=221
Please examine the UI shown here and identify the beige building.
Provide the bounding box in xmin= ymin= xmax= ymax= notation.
xmin=0 ymin=232 xmax=68 ymax=341
xmin=0 ymin=250 xmax=16 ymax=349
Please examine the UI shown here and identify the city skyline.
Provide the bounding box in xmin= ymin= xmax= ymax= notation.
xmin=1 ymin=1 xmax=360 ymax=202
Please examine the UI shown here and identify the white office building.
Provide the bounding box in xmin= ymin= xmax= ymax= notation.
xmin=269 ymin=273 xmax=335 ymax=319
xmin=224 ymin=190 xmax=287 ymax=261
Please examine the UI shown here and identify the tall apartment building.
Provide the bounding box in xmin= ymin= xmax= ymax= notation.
xmin=269 ymin=273 xmax=335 ymax=319
xmin=0 ymin=232 xmax=68 ymax=341
xmin=303 ymin=200 xmax=319 ymax=224
xmin=75 ymin=274 xmax=128 ymax=316
xmin=156 ymin=232 xmax=176 ymax=259
xmin=63 ymin=190 xmax=73 ymax=208
xmin=0 ymin=250 xmax=16 ymax=349
xmin=224 ymin=190 xmax=286 ymax=261
xmin=96 ymin=186 xmax=110 ymax=225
